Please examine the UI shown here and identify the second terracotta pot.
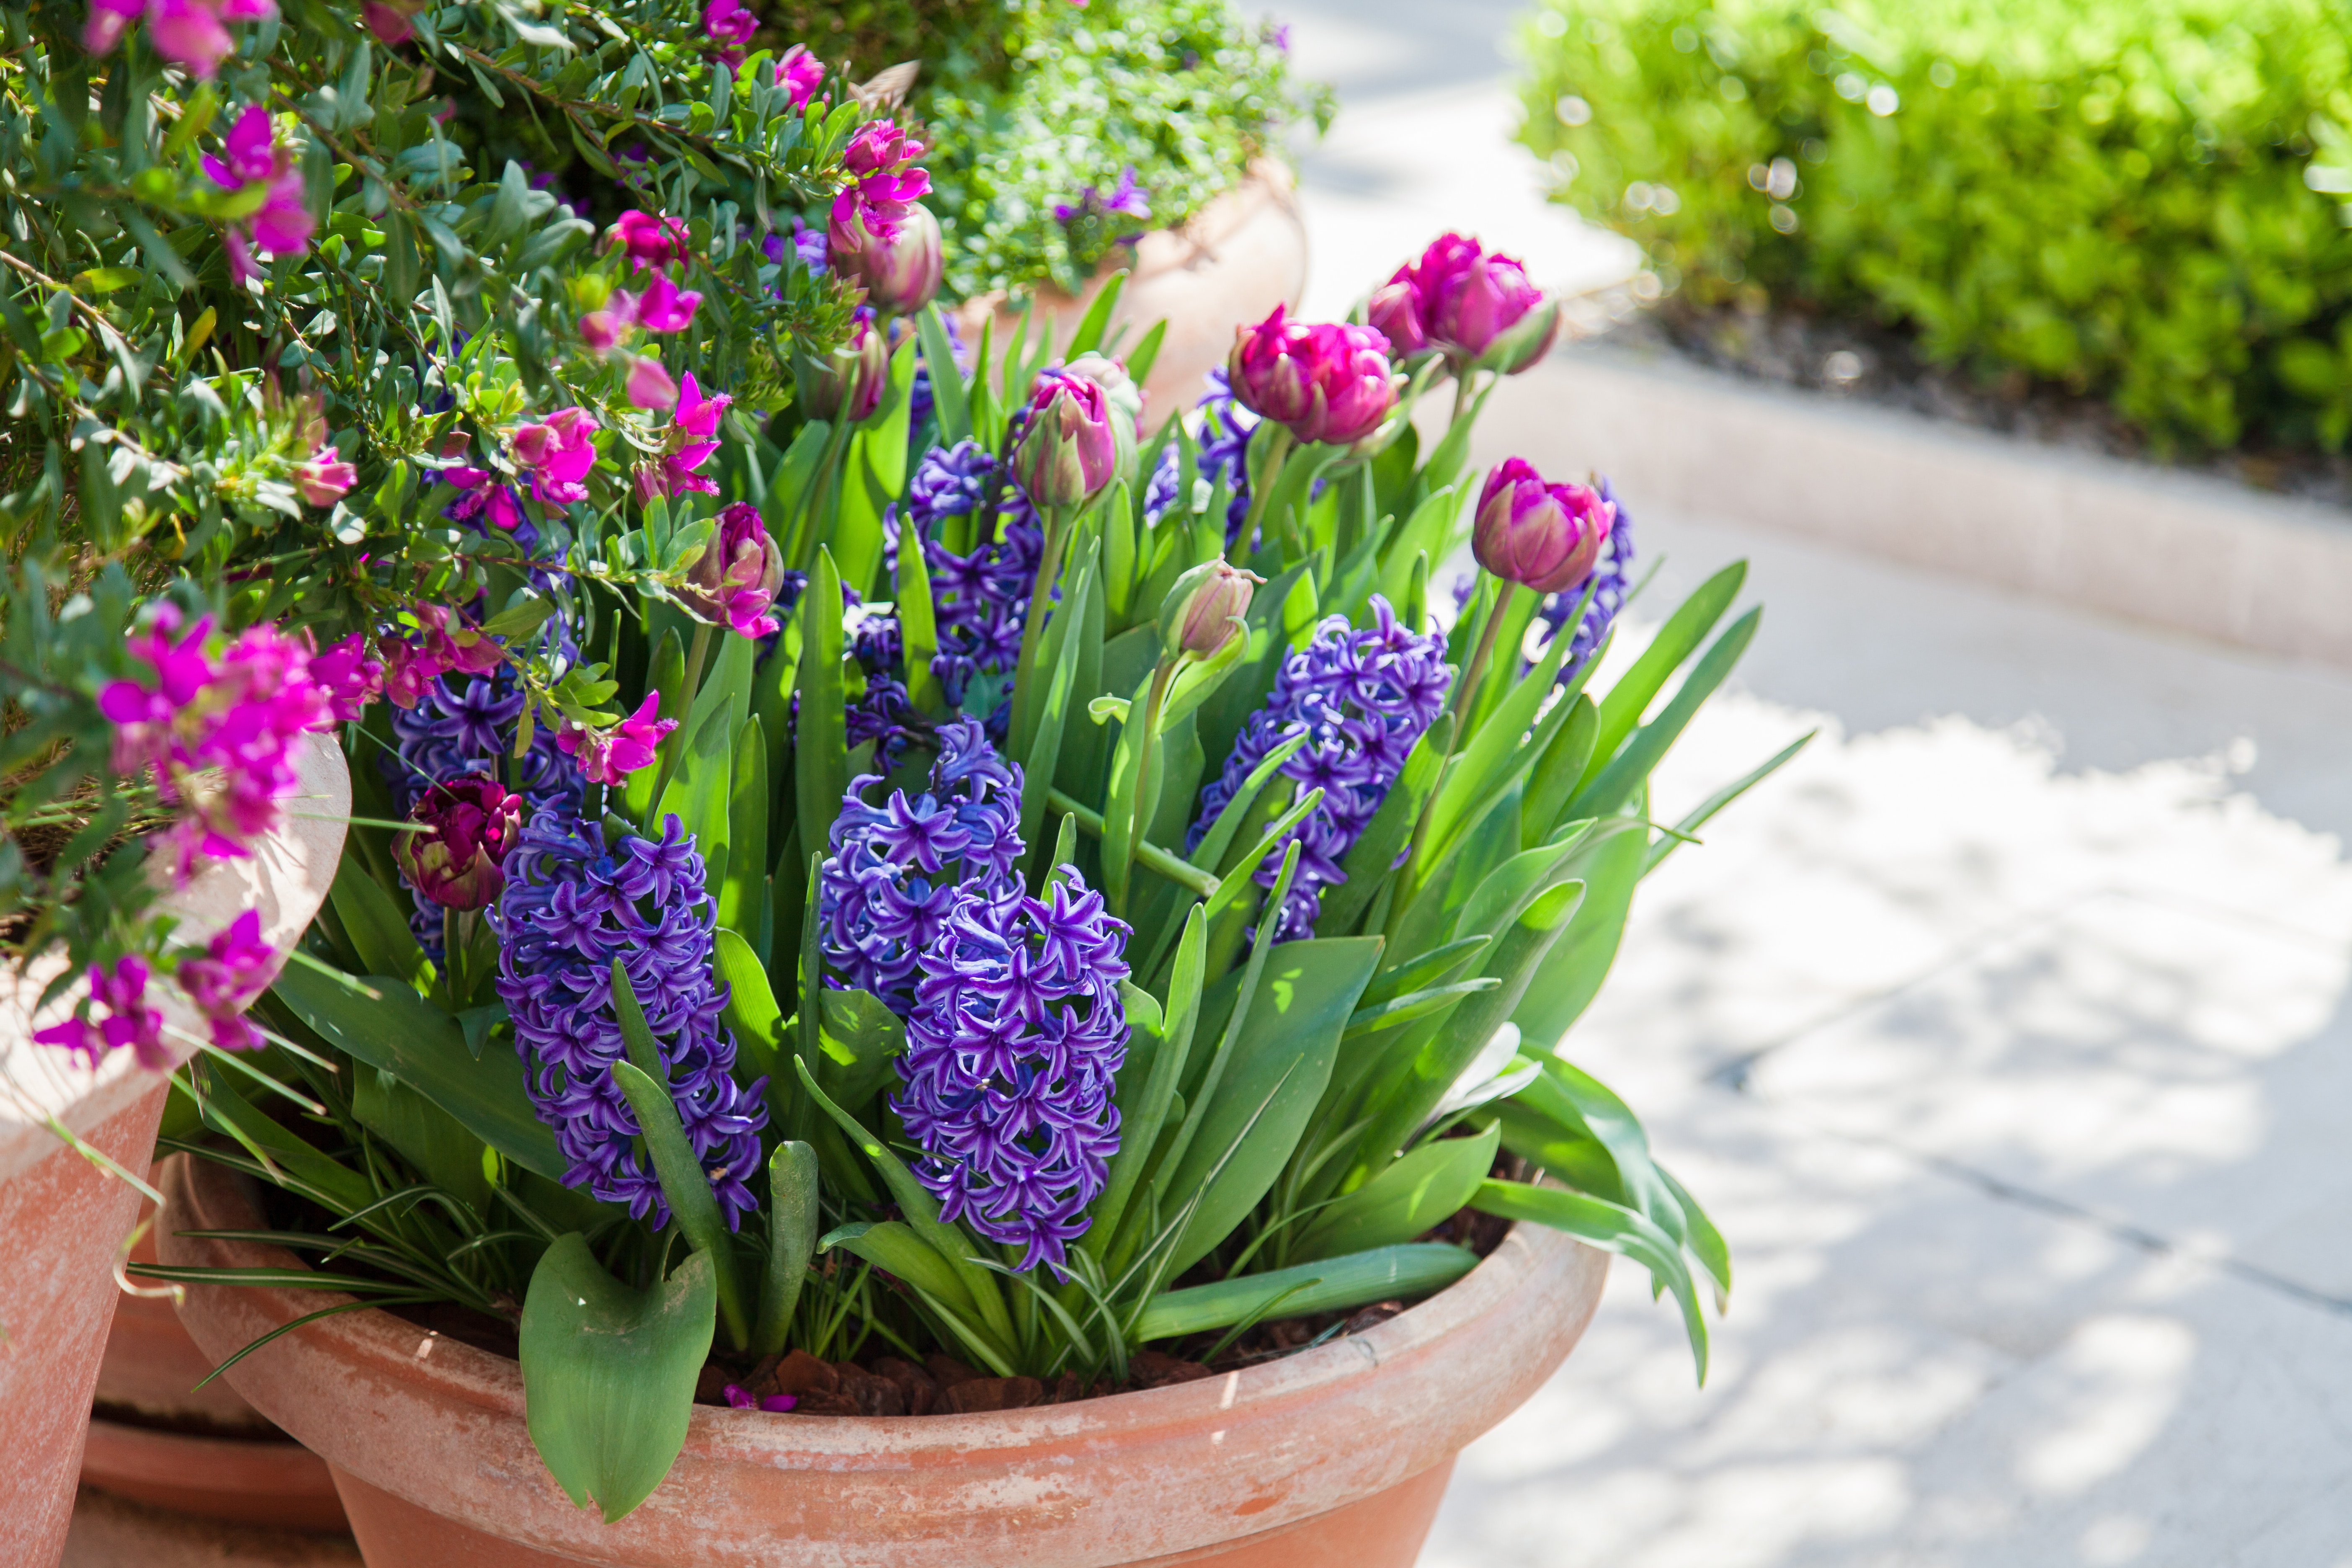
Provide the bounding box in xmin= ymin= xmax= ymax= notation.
xmin=162 ymin=1155 xmax=1607 ymax=1568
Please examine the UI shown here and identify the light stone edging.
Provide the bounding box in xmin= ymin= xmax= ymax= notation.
xmin=0 ymin=732 xmax=350 ymax=1187
xmin=1482 ymin=344 xmax=2352 ymax=670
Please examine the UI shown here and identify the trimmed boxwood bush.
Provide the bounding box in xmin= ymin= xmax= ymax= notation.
xmin=1518 ymin=0 xmax=2352 ymax=453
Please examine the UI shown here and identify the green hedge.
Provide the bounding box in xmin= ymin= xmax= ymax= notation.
xmin=1518 ymin=0 xmax=2352 ymax=452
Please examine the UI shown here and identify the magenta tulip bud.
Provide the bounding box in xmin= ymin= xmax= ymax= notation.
xmin=1158 ymin=558 xmax=1262 ymax=659
xmin=395 ymin=775 xmax=522 ymax=911
xmin=1473 ymin=458 xmax=1616 ymax=593
xmin=1226 ymin=306 xmax=1398 ymax=446
xmin=1012 ymin=366 xmax=1123 ymax=507
xmin=796 ymin=316 xmax=890 ymax=423
xmin=678 ymin=501 xmax=788 ymax=638
xmin=833 ymin=201 xmax=943 ymax=315
xmin=1379 ymin=233 xmax=1557 ymax=374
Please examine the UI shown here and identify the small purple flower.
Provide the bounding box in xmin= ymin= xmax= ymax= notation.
xmin=895 ymin=440 xmax=1043 ymax=739
xmin=1144 ymin=368 xmax=1258 ymax=552
xmin=1186 ymin=596 xmax=1452 ymax=941
xmin=491 ymin=811 xmax=769 ymax=1228
xmin=1056 ymin=166 xmax=1151 ymax=224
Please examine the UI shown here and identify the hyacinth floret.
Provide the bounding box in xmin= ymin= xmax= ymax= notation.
xmin=894 ymin=439 xmax=1042 ymax=735
xmin=490 ymin=811 xmax=768 ymax=1228
xmin=1143 ymin=368 xmax=1258 ymax=552
xmin=1188 ymin=595 xmax=1451 ymax=941
xmin=818 ymin=716 xmax=1025 ymax=1015
xmin=1529 ymin=475 xmax=1636 ymax=683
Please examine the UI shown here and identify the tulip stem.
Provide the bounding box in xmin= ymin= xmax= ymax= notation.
xmin=787 ymin=418 xmax=855 ymax=572
xmin=1450 ymin=578 xmax=1514 ymax=731
xmin=1449 ymin=369 xmax=1478 ymax=427
xmin=1007 ymin=502 xmax=1072 ymax=762
xmin=1239 ymin=426 xmax=1294 ymax=554
xmin=1115 ymin=656 xmax=1180 ymax=917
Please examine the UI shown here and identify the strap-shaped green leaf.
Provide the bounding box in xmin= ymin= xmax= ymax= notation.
xmin=1135 ymin=1243 xmax=1474 ymax=1341
xmin=327 ymin=857 xmax=432 ymax=995
xmin=1291 ymin=1124 xmax=1498 ymax=1262
xmin=1578 ymin=561 xmax=1746 ymax=798
xmin=271 ymin=963 xmax=564 ymax=1182
xmin=752 ymin=1140 xmax=820 ymax=1357
xmin=820 ymin=1220 xmax=1018 ymax=1374
xmin=713 ymin=928 xmax=784 ymax=1083
xmin=1065 ymin=268 xmax=1128 ymax=358
xmin=1469 ymin=1178 xmax=1707 ymax=1383
xmin=1570 ymin=607 xmax=1761 ymax=823
xmin=520 ymin=1236 xmax=716 ymax=1523
xmin=914 ymin=304 xmax=971 ymax=445
xmin=793 ymin=549 xmax=848 ymax=860
xmin=716 ymin=716 xmax=767 ymax=946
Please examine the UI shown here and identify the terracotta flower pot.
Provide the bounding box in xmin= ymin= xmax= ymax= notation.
xmin=0 ymin=734 xmax=348 ymax=1567
xmin=80 ymin=1197 xmax=349 ymax=1533
xmin=955 ymin=160 xmax=1308 ymax=428
xmin=162 ymin=1153 xmax=1607 ymax=1568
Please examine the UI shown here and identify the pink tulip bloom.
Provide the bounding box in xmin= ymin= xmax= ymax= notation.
xmin=1473 ymin=458 xmax=1614 ymax=594
xmin=1226 ymin=306 xmax=1397 ymax=446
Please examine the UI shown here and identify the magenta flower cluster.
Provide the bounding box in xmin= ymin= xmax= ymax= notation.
xmin=491 ymin=812 xmax=769 ymax=1228
xmin=1369 ymin=232 xmax=1557 ymax=373
xmin=197 ymin=105 xmax=315 ymax=286
xmin=36 ymin=910 xmax=281 ymax=1068
xmin=34 ymin=954 xmax=166 ymax=1069
xmin=1187 ymin=595 xmax=1452 ymax=941
xmin=85 ymin=0 xmax=271 ymax=79
xmin=98 ymin=608 xmax=357 ymax=885
xmin=1227 ymin=305 xmax=1396 ymax=448
xmin=828 ymin=121 xmax=930 ymax=258
xmin=173 ymin=911 xmax=284 ymax=1052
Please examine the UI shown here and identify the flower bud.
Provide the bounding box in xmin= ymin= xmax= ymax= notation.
xmin=833 ymin=201 xmax=944 ymax=315
xmin=678 ymin=501 xmax=788 ymax=638
xmin=626 ymin=355 xmax=679 ymax=410
xmin=1011 ymin=365 xmax=1125 ymax=507
xmin=395 ymin=774 xmax=522 ymax=911
xmin=1158 ymin=558 xmax=1262 ymax=660
xmin=1473 ymin=458 xmax=1615 ymax=594
xmin=795 ymin=316 xmax=890 ymax=423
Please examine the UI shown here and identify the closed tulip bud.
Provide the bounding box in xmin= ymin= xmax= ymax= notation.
xmin=1473 ymin=458 xmax=1615 ymax=594
xmin=1378 ymin=233 xmax=1555 ymax=375
xmin=795 ymin=316 xmax=891 ymax=423
xmin=1012 ymin=365 xmax=1123 ymax=507
xmin=1159 ymin=558 xmax=1262 ymax=659
xmin=395 ymin=775 xmax=522 ymax=911
xmin=678 ymin=501 xmax=788 ymax=638
xmin=834 ymin=201 xmax=944 ymax=315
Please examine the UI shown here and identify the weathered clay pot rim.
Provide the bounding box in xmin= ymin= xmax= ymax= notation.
xmin=170 ymin=1155 xmax=1588 ymax=1453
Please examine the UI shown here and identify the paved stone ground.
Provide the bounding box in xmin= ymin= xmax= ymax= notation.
xmin=1269 ymin=3 xmax=2352 ymax=1564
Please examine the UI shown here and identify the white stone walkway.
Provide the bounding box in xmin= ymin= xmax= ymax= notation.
xmin=1267 ymin=3 xmax=2352 ymax=1563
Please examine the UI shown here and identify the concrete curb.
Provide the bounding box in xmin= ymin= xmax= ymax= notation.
xmin=1482 ymin=346 xmax=2352 ymax=670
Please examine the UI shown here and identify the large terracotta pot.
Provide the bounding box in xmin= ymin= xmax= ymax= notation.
xmin=955 ymin=160 xmax=1308 ymax=426
xmin=80 ymin=1197 xmax=349 ymax=1533
xmin=0 ymin=734 xmax=348 ymax=1568
xmin=162 ymin=1154 xmax=1608 ymax=1567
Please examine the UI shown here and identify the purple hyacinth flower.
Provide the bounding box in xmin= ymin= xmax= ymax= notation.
xmin=1186 ymin=595 xmax=1452 ymax=942
xmin=490 ymin=810 xmax=769 ymax=1229
xmin=1143 ymin=369 xmax=1259 ymax=553
xmin=1527 ymin=475 xmax=1636 ymax=682
xmin=893 ymin=440 xmax=1044 ymax=741
xmin=837 ymin=719 xmax=1129 ymax=1273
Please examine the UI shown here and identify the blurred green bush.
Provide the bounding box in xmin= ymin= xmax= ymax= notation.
xmin=761 ymin=0 xmax=1328 ymax=299
xmin=1518 ymin=0 xmax=2352 ymax=453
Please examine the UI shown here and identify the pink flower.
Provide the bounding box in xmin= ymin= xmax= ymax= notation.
xmin=1012 ymin=367 xmax=1120 ymax=507
xmin=147 ymin=0 xmax=235 ymax=75
xmin=635 ymin=373 xmax=730 ymax=500
xmin=580 ymin=289 xmax=638 ymax=352
xmin=703 ymin=0 xmax=755 ymax=63
xmin=223 ymin=228 xmax=260 ymax=287
xmin=772 ymin=44 xmax=823 ymax=109
xmin=721 ymin=1383 xmax=799 ymax=1413
xmin=202 ymin=104 xmax=275 ymax=188
xmin=439 ymin=466 xmax=527 ymax=532
xmin=828 ymin=168 xmax=930 ymax=255
xmin=843 ymin=121 xmax=926 ymax=178
xmin=556 ymin=692 xmax=676 ymax=786
xmin=610 ymin=211 xmax=691 ymax=273
xmin=174 ymin=911 xmax=283 ymax=1052
xmin=831 ymin=201 xmax=941 ymax=315
xmin=1226 ymin=306 xmax=1398 ymax=446
xmin=293 ymin=444 xmax=355 ymax=506
xmin=378 ymin=605 xmax=507 ymax=710
xmin=83 ymin=0 xmax=143 ymax=55
xmin=361 ymin=0 xmax=414 ymax=41
xmin=378 ymin=636 xmax=445 ymax=709
xmin=98 ymin=609 xmax=335 ymax=884
xmin=249 ymin=165 xmax=315 ymax=255
xmin=678 ymin=501 xmax=787 ymax=637
xmin=1473 ymin=458 xmax=1614 ymax=594
xmin=636 ymin=272 xmax=701 ymax=334
xmin=512 ymin=406 xmax=600 ymax=507
xmin=307 ymin=632 xmax=383 ymax=722
xmin=1369 ymin=233 xmax=1557 ymax=374
xmin=627 ymin=356 xmax=679 ymax=410
xmin=34 ymin=956 xmax=168 ymax=1070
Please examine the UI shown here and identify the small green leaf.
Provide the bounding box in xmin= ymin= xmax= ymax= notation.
xmin=1291 ymin=1124 xmax=1498 ymax=1261
xmin=752 ymin=1140 xmax=819 ymax=1356
xmin=1135 ymin=1243 xmax=1474 ymax=1341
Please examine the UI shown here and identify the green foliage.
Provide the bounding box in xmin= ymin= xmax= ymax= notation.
xmin=1519 ymin=0 xmax=2352 ymax=450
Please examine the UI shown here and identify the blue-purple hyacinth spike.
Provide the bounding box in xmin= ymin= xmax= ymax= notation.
xmin=1143 ymin=368 xmax=1257 ymax=552
xmin=1187 ymin=594 xmax=1451 ymax=942
xmin=490 ymin=810 xmax=768 ymax=1229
